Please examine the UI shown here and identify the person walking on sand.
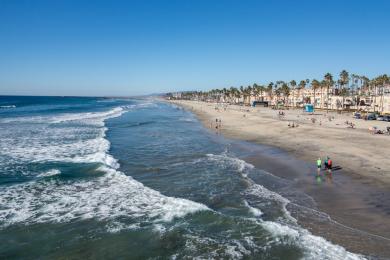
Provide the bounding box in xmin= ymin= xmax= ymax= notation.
xmin=316 ymin=158 xmax=322 ymax=175
xmin=324 ymin=156 xmax=329 ymax=170
xmin=327 ymin=157 xmax=332 ymax=174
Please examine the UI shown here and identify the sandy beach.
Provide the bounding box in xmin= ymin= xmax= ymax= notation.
xmin=173 ymin=100 xmax=390 ymax=185
xmin=171 ymin=100 xmax=390 ymax=258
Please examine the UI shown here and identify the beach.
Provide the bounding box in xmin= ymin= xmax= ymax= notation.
xmin=4 ymin=96 xmax=376 ymax=259
xmin=171 ymin=100 xmax=390 ymax=258
xmin=172 ymin=100 xmax=390 ymax=185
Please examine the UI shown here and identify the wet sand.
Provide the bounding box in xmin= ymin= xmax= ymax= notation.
xmin=172 ymin=100 xmax=390 ymax=259
xmin=236 ymin=142 xmax=390 ymax=259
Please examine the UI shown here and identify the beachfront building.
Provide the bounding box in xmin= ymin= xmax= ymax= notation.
xmin=173 ymin=85 xmax=390 ymax=114
xmin=171 ymin=72 xmax=390 ymax=114
xmin=381 ymin=96 xmax=390 ymax=114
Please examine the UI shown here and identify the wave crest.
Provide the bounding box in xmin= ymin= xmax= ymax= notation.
xmin=0 ymin=103 xmax=209 ymax=231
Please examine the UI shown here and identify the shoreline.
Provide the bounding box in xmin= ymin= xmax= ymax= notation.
xmin=171 ymin=100 xmax=390 ymax=259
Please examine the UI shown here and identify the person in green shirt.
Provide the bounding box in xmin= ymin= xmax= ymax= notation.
xmin=316 ymin=158 xmax=322 ymax=175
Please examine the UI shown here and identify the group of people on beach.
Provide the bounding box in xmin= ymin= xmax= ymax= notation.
xmin=316 ymin=156 xmax=332 ymax=175
xmin=277 ymin=111 xmax=285 ymax=120
xmin=211 ymin=118 xmax=222 ymax=133
xmin=288 ymin=122 xmax=299 ymax=128
xmin=344 ymin=120 xmax=356 ymax=128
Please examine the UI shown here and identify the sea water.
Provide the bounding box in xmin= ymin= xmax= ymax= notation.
xmin=0 ymin=96 xmax=364 ymax=259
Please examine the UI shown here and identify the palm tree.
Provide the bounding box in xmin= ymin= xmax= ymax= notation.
xmin=252 ymin=83 xmax=259 ymax=101
xmin=221 ymin=88 xmax=227 ymax=103
xmin=267 ymin=82 xmax=274 ymax=104
xmin=357 ymin=75 xmax=366 ymax=109
xmin=281 ymin=82 xmax=290 ymax=106
xmin=260 ymin=85 xmax=266 ymax=101
xmin=239 ymin=86 xmax=245 ymax=104
xmin=351 ymin=74 xmax=359 ymax=101
xmin=376 ymin=74 xmax=389 ymax=113
xmin=298 ymin=80 xmax=306 ymax=106
xmin=289 ymin=80 xmax=297 ymax=107
xmin=361 ymin=76 xmax=370 ymax=93
xmin=274 ymin=88 xmax=281 ymax=106
xmin=252 ymin=84 xmax=259 ymax=101
xmin=383 ymin=75 xmax=389 ymax=112
xmin=320 ymin=80 xmax=326 ymax=109
xmin=339 ymin=70 xmax=349 ymax=111
xmin=228 ymin=87 xmax=234 ymax=103
xmin=274 ymin=81 xmax=285 ymax=105
xmin=254 ymin=84 xmax=265 ymax=102
xmin=230 ymin=87 xmax=240 ymax=104
xmin=246 ymin=85 xmax=253 ymax=105
xmin=324 ymin=73 xmax=334 ymax=112
xmin=311 ymin=79 xmax=320 ymax=108
xmin=372 ymin=78 xmax=380 ymax=112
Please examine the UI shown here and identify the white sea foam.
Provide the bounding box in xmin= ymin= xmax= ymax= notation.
xmin=0 ymin=106 xmax=122 ymax=166
xmin=0 ymin=103 xmax=209 ymax=231
xmin=122 ymin=102 xmax=157 ymax=110
xmin=179 ymin=117 xmax=195 ymax=122
xmin=0 ymin=105 xmax=16 ymax=108
xmin=182 ymin=233 xmax=265 ymax=259
xmin=244 ymin=200 xmax=263 ymax=217
xmin=51 ymin=107 xmax=124 ymax=124
xmin=206 ymin=153 xmax=254 ymax=173
xmin=37 ymin=169 xmax=61 ymax=178
xmin=0 ymin=167 xmax=209 ymax=228
xmin=0 ymin=106 xmax=124 ymax=124
xmin=245 ymin=182 xmax=295 ymax=223
xmin=260 ymin=220 xmax=365 ymax=260
xmin=206 ymin=152 xmax=365 ymax=259
xmin=245 ymin=175 xmax=364 ymax=259
xmin=0 ymin=127 xmax=116 ymax=167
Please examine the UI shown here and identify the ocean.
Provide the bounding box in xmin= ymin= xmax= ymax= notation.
xmin=0 ymin=96 xmax=363 ymax=259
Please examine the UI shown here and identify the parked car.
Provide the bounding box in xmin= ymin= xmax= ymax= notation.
xmin=252 ymin=101 xmax=269 ymax=107
xmin=353 ymin=112 xmax=361 ymax=119
xmin=365 ymin=113 xmax=376 ymax=120
xmin=376 ymin=115 xmax=385 ymax=121
xmin=384 ymin=115 xmax=390 ymax=122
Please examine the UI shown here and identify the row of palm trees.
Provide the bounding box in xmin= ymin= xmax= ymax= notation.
xmin=170 ymin=71 xmax=389 ymax=112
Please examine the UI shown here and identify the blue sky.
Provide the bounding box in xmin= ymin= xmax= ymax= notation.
xmin=0 ymin=0 xmax=389 ymax=96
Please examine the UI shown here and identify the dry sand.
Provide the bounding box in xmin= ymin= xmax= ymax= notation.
xmin=173 ymin=100 xmax=390 ymax=185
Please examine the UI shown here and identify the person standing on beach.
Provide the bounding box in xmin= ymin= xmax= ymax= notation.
xmin=324 ymin=156 xmax=329 ymax=170
xmin=327 ymin=158 xmax=332 ymax=174
xmin=316 ymin=158 xmax=322 ymax=175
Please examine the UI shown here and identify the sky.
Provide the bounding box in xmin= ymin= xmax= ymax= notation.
xmin=0 ymin=0 xmax=389 ymax=96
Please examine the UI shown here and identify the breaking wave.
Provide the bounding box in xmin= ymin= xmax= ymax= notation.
xmin=204 ymin=153 xmax=364 ymax=260
xmin=0 ymin=104 xmax=209 ymax=231
xmin=0 ymin=105 xmax=16 ymax=109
